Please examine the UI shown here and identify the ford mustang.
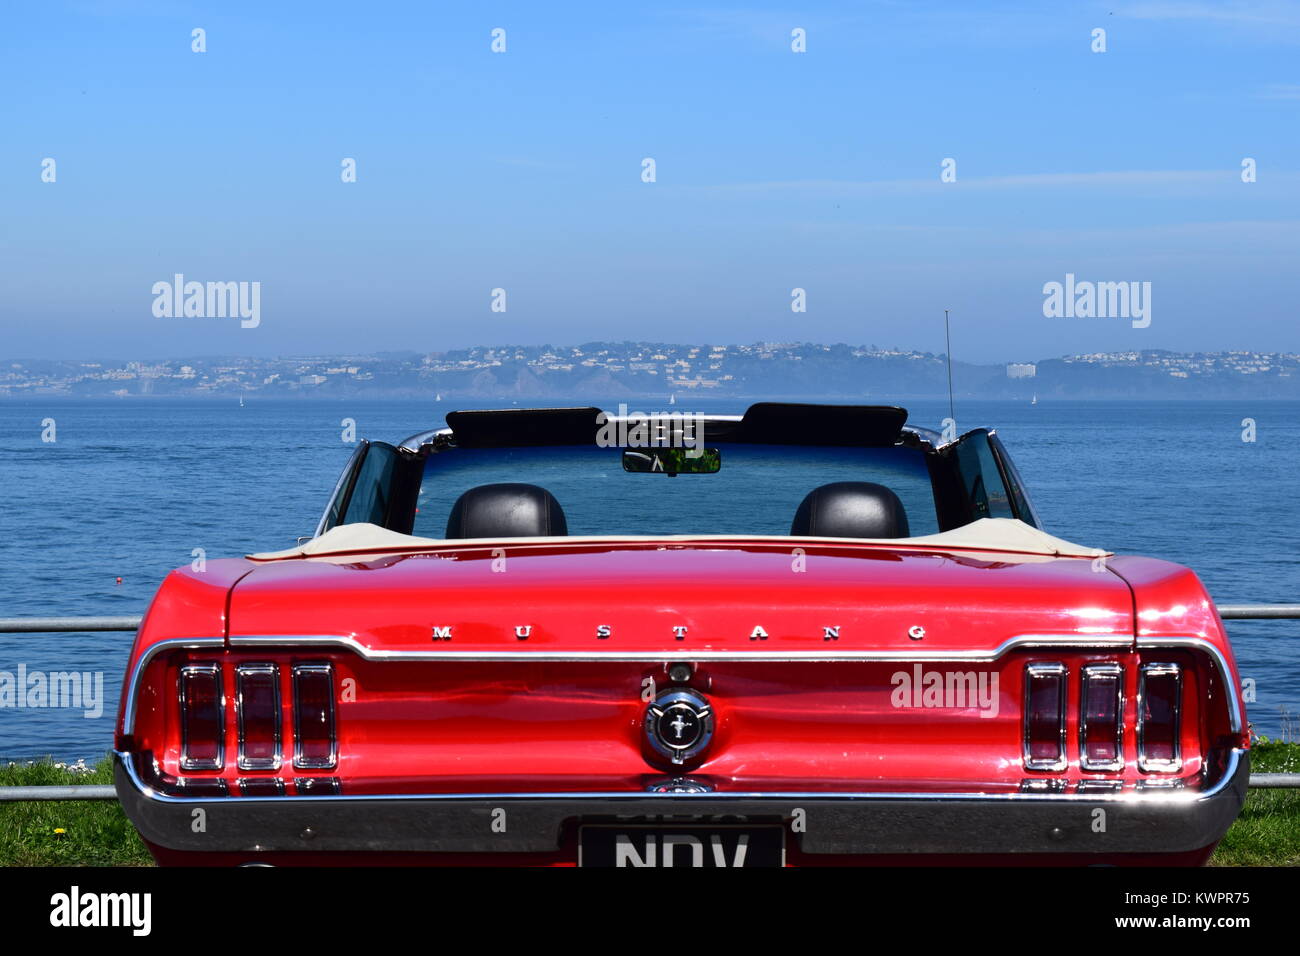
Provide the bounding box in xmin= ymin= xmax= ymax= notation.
xmin=113 ymin=403 xmax=1249 ymax=866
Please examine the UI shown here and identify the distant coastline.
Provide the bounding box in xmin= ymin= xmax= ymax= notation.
xmin=4 ymin=343 xmax=1298 ymax=400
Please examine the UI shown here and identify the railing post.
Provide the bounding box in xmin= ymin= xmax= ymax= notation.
xmin=1216 ymin=605 xmax=1300 ymax=619
xmin=0 ymin=617 xmax=142 ymax=633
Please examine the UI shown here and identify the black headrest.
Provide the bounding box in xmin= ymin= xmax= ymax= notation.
xmin=791 ymin=482 xmax=910 ymax=539
xmin=445 ymin=483 xmax=568 ymax=539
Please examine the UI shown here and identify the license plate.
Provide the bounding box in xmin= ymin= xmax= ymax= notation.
xmin=579 ymin=825 xmax=785 ymax=867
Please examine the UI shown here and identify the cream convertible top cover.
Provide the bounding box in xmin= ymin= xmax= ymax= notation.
xmin=249 ymin=517 xmax=1110 ymax=562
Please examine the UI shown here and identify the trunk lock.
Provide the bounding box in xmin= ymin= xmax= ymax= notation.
xmin=645 ymin=689 xmax=714 ymax=766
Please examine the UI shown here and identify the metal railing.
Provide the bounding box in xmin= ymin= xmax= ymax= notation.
xmin=0 ymin=616 xmax=142 ymax=633
xmin=1217 ymin=605 xmax=1300 ymax=620
xmin=0 ymin=785 xmax=116 ymax=802
xmin=1 ymin=608 xmax=1297 ymax=800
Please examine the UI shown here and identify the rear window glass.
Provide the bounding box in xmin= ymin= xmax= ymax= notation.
xmin=412 ymin=443 xmax=939 ymax=537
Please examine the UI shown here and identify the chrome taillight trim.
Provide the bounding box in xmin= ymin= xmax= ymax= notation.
xmin=1137 ymin=662 xmax=1183 ymax=773
xmin=1076 ymin=780 xmax=1124 ymax=794
xmin=1022 ymin=662 xmax=1068 ymax=772
xmin=213 ymin=632 xmax=1240 ymax=736
xmin=294 ymin=776 xmax=342 ymax=796
xmin=292 ymin=663 xmax=338 ymax=770
xmin=237 ymin=777 xmax=286 ymax=797
xmin=1079 ymin=663 xmax=1125 ymax=772
xmin=236 ymin=663 xmax=282 ymax=771
xmin=179 ymin=663 xmax=224 ymax=772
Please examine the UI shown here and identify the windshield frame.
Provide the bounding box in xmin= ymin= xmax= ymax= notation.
xmin=316 ymin=406 xmax=1041 ymax=538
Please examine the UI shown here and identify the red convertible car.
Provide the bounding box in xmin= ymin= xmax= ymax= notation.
xmin=113 ymin=404 xmax=1249 ymax=866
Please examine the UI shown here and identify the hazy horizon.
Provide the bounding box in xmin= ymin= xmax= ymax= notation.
xmin=4 ymin=339 xmax=1299 ymax=367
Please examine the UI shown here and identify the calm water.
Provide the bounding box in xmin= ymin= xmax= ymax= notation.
xmin=1 ymin=397 xmax=1297 ymax=759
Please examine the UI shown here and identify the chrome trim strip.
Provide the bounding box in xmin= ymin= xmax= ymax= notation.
xmin=227 ymin=632 xmax=1130 ymax=664
xmin=1022 ymin=662 xmax=1067 ymax=772
xmin=224 ymin=634 xmax=1243 ymax=736
xmin=295 ymin=776 xmax=342 ymax=796
xmin=178 ymin=663 xmax=224 ymax=772
xmin=122 ymin=637 xmax=226 ymax=736
xmin=292 ymin=663 xmax=338 ymax=771
xmin=398 ymin=426 xmax=452 ymax=453
xmin=901 ymin=424 xmax=943 ymax=445
xmin=1079 ymin=662 xmax=1125 ymax=773
xmin=236 ymin=663 xmax=282 ymax=772
xmin=1135 ymin=636 xmax=1241 ymax=735
xmin=237 ymin=777 xmax=286 ymax=797
xmin=1138 ymin=662 xmax=1184 ymax=773
xmin=1076 ymin=780 xmax=1124 ymax=794
xmin=121 ymin=634 xmax=1243 ymax=741
xmin=114 ymin=746 xmax=1247 ymax=806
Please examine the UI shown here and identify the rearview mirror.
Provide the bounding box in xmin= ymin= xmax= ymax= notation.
xmin=622 ymin=448 xmax=721 ymax=476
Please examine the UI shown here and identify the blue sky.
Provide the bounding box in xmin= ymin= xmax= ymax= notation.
xmin=2 ymin=0 xmax=1298 ymax=363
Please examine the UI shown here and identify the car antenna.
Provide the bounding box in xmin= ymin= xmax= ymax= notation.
xmin=944 ymin=309 xmax=955 ymax=430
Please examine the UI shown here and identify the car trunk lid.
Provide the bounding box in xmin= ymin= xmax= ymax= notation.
xmin=227 ymin=539 xmax=1134 ymax=652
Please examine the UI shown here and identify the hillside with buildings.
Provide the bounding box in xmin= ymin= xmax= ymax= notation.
xmin=3 ymin=344 xmax=1298 ymax=400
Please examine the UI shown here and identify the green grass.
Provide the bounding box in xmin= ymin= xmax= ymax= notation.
xmin=0 ymin=756 xmax=152 ymax=866
xmin=1 ymin=746 xmax=1297 ymax=866
xmin=1210 ymin=739 xmax=1300 ymax=867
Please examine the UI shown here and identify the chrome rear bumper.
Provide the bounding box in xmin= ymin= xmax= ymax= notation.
xmin=114 ymin=749 xmax=1249 ymax=857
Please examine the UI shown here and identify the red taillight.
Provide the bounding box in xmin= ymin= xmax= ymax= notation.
xmin=179 ymin=663 xmax=224 ymax=771
xmin=1080 ymin=663 xmax=1124 ymax=772
xmin=1138 ymin=663 xmax=1182 ymax=772
xmin=1023 ymin=662 xmax=1066 ymax=771
xmin=236 ymin=663 xmax=282 ymax=771
xmin=293 ymin=663 xmax=337 ymax=770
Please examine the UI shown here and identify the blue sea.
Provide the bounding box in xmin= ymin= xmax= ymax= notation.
xmin=1 ymin=397 xmax=1297 ymax=759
